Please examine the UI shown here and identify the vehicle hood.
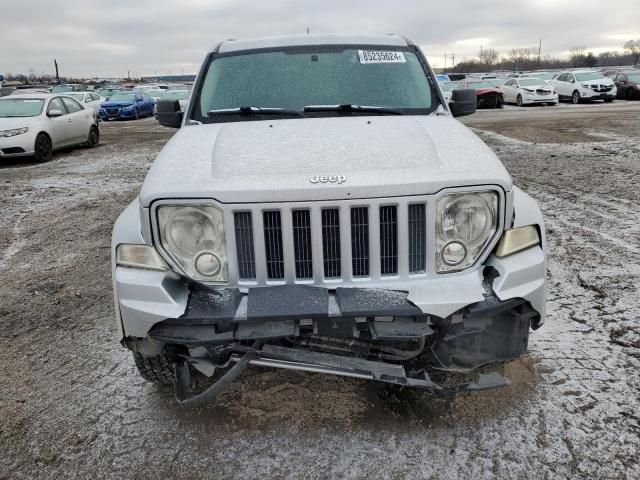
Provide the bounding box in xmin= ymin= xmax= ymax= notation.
xmin=101 ymin=101 xmax=134 ymax=108
xmin=139 ymin=115 xmax=513 ymax=206
xmin=0 ymin=116 xmax=39 ymax=130
xmin=475 ymin=88 xmax=501 ymax=95
xmin=519 ymin=84 xmax=551 ymax=91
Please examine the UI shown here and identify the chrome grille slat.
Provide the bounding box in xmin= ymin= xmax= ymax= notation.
xmin=408 ymin=204 xmax=426 ymax=273
xmin=263 ymin=211 xmax=284 ymax=279
xmin=292 ymin=210 xmax=313 ymax=279
xmin=234 ymin=212 xmax=256 ymax=279
xmin=350 ymin=207 xmax=369 ymax=277
xmin=321 ymin=208 xmax=341 ymax=278
xmin=379 ymin=205 xmax=398 ymax=275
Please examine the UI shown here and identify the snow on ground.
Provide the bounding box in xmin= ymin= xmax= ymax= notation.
xmin=1 ymin=111 xmax=639 ymax=479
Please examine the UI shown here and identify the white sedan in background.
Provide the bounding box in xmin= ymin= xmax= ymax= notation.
xmin=0 ymin=94 xmax=99 ymax=163
xmin=64 ymin=91 xmax=104 ymax=115
xmin=160 ymin=90 xmax=190 ymax=112
xmin=500 ymin=77 xmax=558 ymax=106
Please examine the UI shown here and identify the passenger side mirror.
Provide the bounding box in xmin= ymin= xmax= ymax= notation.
xmin=156 ymin=99 xmax=183 ymax=128
xmin=48 ymin=109 xmax=64 ymax=118
xmin=449 ymin=89 xmax=477 ymax=117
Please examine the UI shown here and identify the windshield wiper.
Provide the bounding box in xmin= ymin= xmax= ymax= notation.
xmin=207 ymin=106 xmax=304 ymax=117
xmin=303 ymin=104 xmax=404 ymax=115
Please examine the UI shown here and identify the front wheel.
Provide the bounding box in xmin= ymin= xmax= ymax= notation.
xmin=134 ymin=108 xmax=140 ymax=120
xmin=571 ymin=90 xmax=581 ymax=104
xmin=133 ymin=352 xmax=174 ymax=384
xmin=86 ymin=125 xmax=99 ymax=148
xmin=33 ymin=133 xmax=52 ymax=163
xmin=516 ymin=94 xmax=523 ymax=107
xmin=604 ymin=98 xmax=614 ymax=103
xmin=547 ymin=102 xmax=557 ymax=106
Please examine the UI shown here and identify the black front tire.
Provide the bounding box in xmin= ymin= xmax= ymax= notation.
xmin=133 ymin=352 xmax=174 ymax=384
xmin=86 ymin=125 xmax=99 ymax=148
xmin=516 ymin=94 xmax=523 ymax=107
xmin=33 ymin=133 xmax=52 ymax=163
xmin=604 ymin=98 xmax=614 ymax=103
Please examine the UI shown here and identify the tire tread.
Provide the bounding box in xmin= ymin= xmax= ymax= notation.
xmin=133 ymin=352 xmax=175 ymax=384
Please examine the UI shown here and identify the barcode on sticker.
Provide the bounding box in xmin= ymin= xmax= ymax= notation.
xmin=358 ymin=50 xmax=406 ymax=64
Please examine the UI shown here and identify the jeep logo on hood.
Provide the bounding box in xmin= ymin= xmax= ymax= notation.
xmin=310 ymin=174 xmax=347 ymax=184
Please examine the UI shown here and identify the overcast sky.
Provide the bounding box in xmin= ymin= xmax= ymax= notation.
xmin=1 ymin=0 xmax=638 ymax=78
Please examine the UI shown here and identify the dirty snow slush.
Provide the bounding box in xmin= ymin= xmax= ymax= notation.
xmin=1 ymin=109 xmax=639 ymax=479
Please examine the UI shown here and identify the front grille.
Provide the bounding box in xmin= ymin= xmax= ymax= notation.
xmin=292 ymin=210 xmax=313 ymax=279
xmin=408 ymin=204 xmax=426 ymax=273
xmin=263 ymin=211 xmax=284 ymax=279
xmin=321 ymin=208 xmax=341 ymax=278
xmin=351 ymin=207 xmax=369 ymax=277
xmin=232 ymin=199 xmax=433 ymax=284
xmin=234 ymin=212 xmax=256 ymax=279
xmin=379 ymin=206 xmax=398 ymax=275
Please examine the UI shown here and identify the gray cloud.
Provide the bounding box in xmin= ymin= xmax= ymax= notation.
xmin=1 ymin=0 xmax=638 ymax=77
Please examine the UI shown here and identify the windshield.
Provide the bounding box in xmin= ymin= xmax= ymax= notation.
xmin=0 ymin=98 xmax=45 ymax=117
xmin=109 ymin=92 xmax=137 ymax=102
xmin=626 ymin=74 xmax=640 ymax=82
xmin=532 ymin=73 xmax=554 ymax=80
xmin=467 ymin=81 xmax=495 ymax=88
xmin=519 ymin=79 xmax=543 ymax=86
xmin=99 ymin=89 xmax=117 ymax=96
xmin=195 ymin=46 xmax=436 ymax=121
xmin=51 ymin=85 xmax=73 ymax=93
xmin=163 ymin=91 xmax=189 ymax=100
xmin=575 ymin=72 xmax=604 ymax=81
xmin=439 ymin=81 xmax=458 ymax=92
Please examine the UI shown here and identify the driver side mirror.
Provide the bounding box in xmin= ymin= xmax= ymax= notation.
xmin=449 ymin=89 xmax=477 ymax=117
xmin=48 ymin=109 xmax=64 ymax=118
xmin=156 ymin=99 xmax=183 ymax=128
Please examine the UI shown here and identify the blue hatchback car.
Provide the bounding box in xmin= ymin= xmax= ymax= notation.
xmin=99 ymin=91 xmax=154 ymax=121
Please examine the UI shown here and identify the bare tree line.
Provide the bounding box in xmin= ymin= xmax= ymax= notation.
xmin=449 ymin=40 xmax=640 ymax=73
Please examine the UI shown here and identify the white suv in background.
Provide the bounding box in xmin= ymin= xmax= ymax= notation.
xmin=550 ymin=70 xmax=616 ymax=104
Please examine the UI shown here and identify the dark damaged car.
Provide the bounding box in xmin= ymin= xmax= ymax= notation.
xmin=112 ymin=34 xmax=546 ymax=406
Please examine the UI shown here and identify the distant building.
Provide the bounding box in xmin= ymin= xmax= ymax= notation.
xmin=142 ymin=74 xmax=196 ymax=83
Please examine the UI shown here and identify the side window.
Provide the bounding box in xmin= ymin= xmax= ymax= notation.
xmin=92 ymin=93 xmax=100 ymax=101
xmin=618 ymin=74 xmax=627 ymax=82
xmin=62 ymin=97 xmax=83 ymax=113
xmin=47 ymin=97 xmax=66 ymax=114
xmin=135 ymin=95 xmax=143 ymax=102
xmin=505 ymin=80 xmax=514 ymax=87
xmin=567 ymin=74 xmax=575 ymax=83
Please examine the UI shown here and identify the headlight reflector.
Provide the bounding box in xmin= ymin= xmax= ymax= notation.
xmin=436 ymin=192 xmax=498 ymax=273
xmin=158 ymin=205 xmax=227 ymax=281
xmin=494 ymin=225 xmax=540 ymax=257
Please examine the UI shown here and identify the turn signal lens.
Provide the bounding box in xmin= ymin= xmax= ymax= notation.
xmin=494 ymin=225 xmax=540 ymax=257
xmin=116 ymin=244 xmax=170 ymax=271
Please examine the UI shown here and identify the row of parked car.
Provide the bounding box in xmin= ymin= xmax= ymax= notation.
xmin=0 ymin=82 xmax=192 ymax=163
xmin=437 ymin=67 xmax=640 ymax=108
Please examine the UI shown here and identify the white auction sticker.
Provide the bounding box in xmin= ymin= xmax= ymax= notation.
xmin=358 ymin=50 xmax=406 ymax=64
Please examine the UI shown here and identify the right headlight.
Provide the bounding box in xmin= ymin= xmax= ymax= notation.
xmin=157 ymin=204 xmax=228 ymax=282
xmin=436 ymin=191 xmax=498 ymax=273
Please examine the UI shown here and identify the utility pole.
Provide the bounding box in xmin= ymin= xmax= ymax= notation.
xmin=54 ymin=59 xmax=59 ymax=83
xmin=306 ymin=27 xmax=310 ymax=34
xmin=451 ymin=53 xmax=455 ymax=67
xmin=444 ymin=52 xmax=447 ymax=70
xmin=537 ymin=39 xmax=542 ymax=64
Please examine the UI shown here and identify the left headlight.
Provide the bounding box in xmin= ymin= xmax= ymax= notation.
xmin=0 ymin=127 xmax=29 ymax=138
xmin=436 ymin=191 xmax=498 ymax=273
xmin=157 ymin=205 xmax=228 ymax=282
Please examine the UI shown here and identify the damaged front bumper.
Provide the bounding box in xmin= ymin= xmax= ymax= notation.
xmin=123 ymin=271 xmax=541 ymax=404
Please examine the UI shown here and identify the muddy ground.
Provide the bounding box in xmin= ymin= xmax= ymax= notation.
xmin=1 ymin=103 xmax=639 ymax=479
